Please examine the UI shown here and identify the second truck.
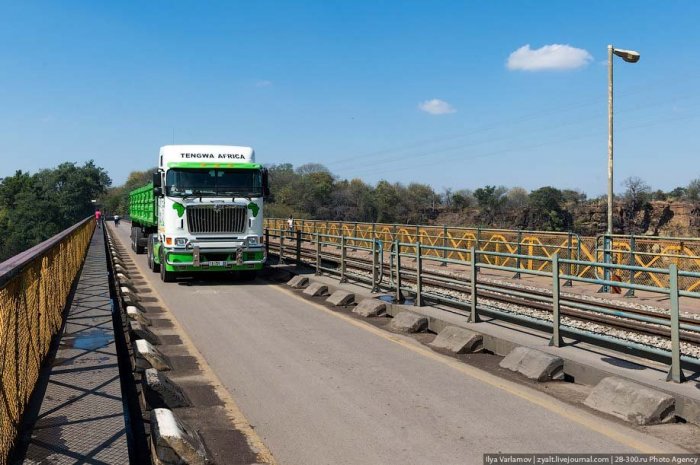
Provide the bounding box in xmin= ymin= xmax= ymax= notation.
xmin=129 ymin=144 xmax=269 ymax=282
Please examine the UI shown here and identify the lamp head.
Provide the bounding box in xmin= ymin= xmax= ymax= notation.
xmin=613 ymin=48 xmax=640 ymax=63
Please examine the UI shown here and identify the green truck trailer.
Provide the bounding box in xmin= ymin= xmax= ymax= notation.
xmin=129 ymin=144 xmax=269 ymax=282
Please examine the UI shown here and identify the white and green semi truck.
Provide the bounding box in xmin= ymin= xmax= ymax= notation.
xmin=129 ymin=145 xmax=269 ymax=282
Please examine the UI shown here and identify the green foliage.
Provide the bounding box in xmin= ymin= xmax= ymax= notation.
xmin=686 ymin=179 xmax=700 ymax=202
xmin=0 ymin=161 xmax=111 ymax=261
xmin=100 ymin=168 xmax=155 ymax=216
xmin=473 ymin=185 xmax=507 ymax=224
xmin=527 ymin=186 xmax=570 ymax=231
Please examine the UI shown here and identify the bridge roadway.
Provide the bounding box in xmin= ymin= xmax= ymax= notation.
xmin=111 ymin=225 xmax=684 ymax=464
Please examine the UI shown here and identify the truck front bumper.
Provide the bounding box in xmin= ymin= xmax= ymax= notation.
xmin=163 ymin=246 xmax=266 ymax=272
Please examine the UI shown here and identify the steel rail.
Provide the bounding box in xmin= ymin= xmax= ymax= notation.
xmin=267 ymin=234 xmax=700 ymax=349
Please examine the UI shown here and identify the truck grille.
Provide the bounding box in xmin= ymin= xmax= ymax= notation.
xmin=186 ymin=205 xmax=247 ymax=234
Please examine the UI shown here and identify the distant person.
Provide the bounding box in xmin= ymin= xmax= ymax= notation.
xmin=287 ymin=215 xmax=294 ymax=232
xmin=114 ymin=215 xmax=120 ymax=227
xmin=95 ymin=209 xmax=102 ymax=228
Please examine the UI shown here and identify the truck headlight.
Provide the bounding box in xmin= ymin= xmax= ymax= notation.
xmin=174 ymin=237 xmax=188 ymax=247
xmin=246 ymin=236 xmax=258 ymax=246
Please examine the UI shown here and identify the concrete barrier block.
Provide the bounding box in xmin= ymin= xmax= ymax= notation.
xmin=144 ymin=369 xmax=191 ymax=408
xmin=135 ymin=339 xmax=171 ymax=371
xmin=117 ymin=273 xmax=134 ymax=287
xmin=126 ymin=305 xmax=151 ymax=325
xmin=584 ymin=377 xmax=675 ymax=425
xmin=388 ymin=312 xmax=428 ymax=333
xmin=129 ymin=320 xmax=160 ymax=346
xmin=429 ymin=326 xmax=483 ymax=354
xmin=150 ymin=408 xmax=210 ymax=465
xmin=326 ymin=290 xmax=355 ymax=306
xmin=114 ymin=264 xmax=129 ymax=275
xmin=353 ymin=299 xmax=386 ymax=317
xmin=122 ymin=292 xmax=140 ymax=306
xmin=303 ymin=283 xmax=328 ymax=297
xmin=120 ymin=285 xmax=138 ymax=295
xmin=499 ymin=346 xmax=564 ymax=381
xmin=287 ymin=275 xmax=309 ymax=289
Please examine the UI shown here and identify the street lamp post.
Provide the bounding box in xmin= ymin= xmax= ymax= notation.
xmin=604 ymin=44 xmax=640 ymax=292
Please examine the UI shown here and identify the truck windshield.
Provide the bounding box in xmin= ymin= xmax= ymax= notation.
xmin=165 ymin=168 xmax=262 ymax=197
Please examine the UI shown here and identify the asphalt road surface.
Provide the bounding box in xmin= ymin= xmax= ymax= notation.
xmin=111 ymin=224 xmax=684 ymax=465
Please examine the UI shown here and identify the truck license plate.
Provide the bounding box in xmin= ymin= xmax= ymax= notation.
xmin=208 ymin=261 xmax=227 ymax=267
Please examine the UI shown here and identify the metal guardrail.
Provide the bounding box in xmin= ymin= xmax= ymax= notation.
xmin=0 ymin=217 xmax=95 ymax=464
xmin=265 ymin=218 xmax=700 ymax=292
xmin=265 ymin=226 xmax=699 ymax=383
xmin=595 ymin=233 xmax=700 ymax=292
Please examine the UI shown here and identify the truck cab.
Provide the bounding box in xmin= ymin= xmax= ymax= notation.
xmin=132 ymin=144 xmax=269 ymax=282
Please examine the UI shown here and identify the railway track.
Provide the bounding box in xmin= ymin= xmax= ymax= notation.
xmin=269 ymin=239 xmax=700 ymax=356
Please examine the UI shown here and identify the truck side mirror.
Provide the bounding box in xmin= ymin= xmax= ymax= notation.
xmin=153 ymin=187 xmax=163 ymax=197
xmin=152 ymin=171 xmax=162 ymax=188
xmin=262 ymin=168 xmax=270 ymax=198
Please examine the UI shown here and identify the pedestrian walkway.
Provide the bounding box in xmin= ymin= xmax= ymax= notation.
xmin=12 ymin=229 xmax=129 ymax=464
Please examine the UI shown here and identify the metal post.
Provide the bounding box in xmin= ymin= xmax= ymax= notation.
xmin=475 ymin=228 xmax=481 ymax=274
xmin=340 ymin=235 xmax=347 ymax=283
xmin=415 ymin=243 xmax=422 ymax=307
xmin=667 ymin=264 xmax=685 ymax=383
xmin=599 ymin=234 xmax=611 ymax=293
xmin=564 ymin=232 xmax=573 ymax=287
xmin=315 ymin=232 xmax=321 ymax=275
xmin=513 ymin=231 xmax=522 ymax=279
xmin=469 ymin=247 xmax=479 ymax=323
xmin=550 ymin=253 xmax=563 ymax=347
xmin=280 ymin=229 xmax=285 ymax=263
xmin=441 ymin=225 xmax=448 ymax=266
xmin=607 ymin=44 xmax=614 ymax=259
xmin=625 ymin=235 xmax=636 ymax=297
xmin=371 ymin=238 xmax=379 ymax=292
xmin=295 ymin=229 xmax=302 ymax=267
xmin=395 ymin=239 xmax=402 ymax=302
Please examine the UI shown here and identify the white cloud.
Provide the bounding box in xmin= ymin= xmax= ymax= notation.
xmin=255 ymin=80 xmax=272 ymax=87
xmin=507 ymin=44 xmax=593 ymax=71
xmin=418 ymin=99 xmax=456 ymax=115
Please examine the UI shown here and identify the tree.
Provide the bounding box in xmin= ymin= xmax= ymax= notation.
xmin=451 ymin=189 xmax=474 ymax=211
xmin=527 ymin=186 xmax=570 ymax=231
xmin=473 ymin=185 xmax=507 ymax=224
xmin=621 ymin=176 xmax=651 ymax=234
xmin=506 ymin=187 xmax=529 ymax=210
xmin=668 ymin=186 xmax=686 ymax=199
xmin=100 ymin=167 xmax=154 ymax=216
xmin=562 ymin=189 xmax=587 ymax=206
xmin=0 ymin=161 xmax=111 ymax=260
xmin=373 ymin=180 xmax=401 ymax=223
xmin=685 ymin=179 xmax=700 ymax=202
xmin=295 ymin=163 xmax=330 ymax=176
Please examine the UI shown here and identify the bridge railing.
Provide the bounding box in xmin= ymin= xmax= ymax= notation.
xmin=265 ymin=218 xmax=700 ymax=292
xmin=265 ymin=226 xmax=699 ymax=382
xmin=0 ymin=217 xmax=95 ymax=463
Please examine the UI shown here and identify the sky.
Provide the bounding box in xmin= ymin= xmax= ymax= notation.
xmin=1 ymin=1 xmax=699 ymax=196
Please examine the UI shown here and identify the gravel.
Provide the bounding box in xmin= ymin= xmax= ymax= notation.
xmin=342 ymin=269 xmax=700 ymax=359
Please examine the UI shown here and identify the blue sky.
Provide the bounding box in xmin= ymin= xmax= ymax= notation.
xmin=1 ymin=1 xmax=698 ymax=196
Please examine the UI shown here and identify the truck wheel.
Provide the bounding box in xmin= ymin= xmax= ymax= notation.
xmin=130 ymin=227 xmax=137 ymax=252
xmin=160 ymin=250 xmax=175 ymax=282
xmin=147 ymin=236 xmax=160 ymax=272
xmin=134 ymin=228 xmax=146 ymax=255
